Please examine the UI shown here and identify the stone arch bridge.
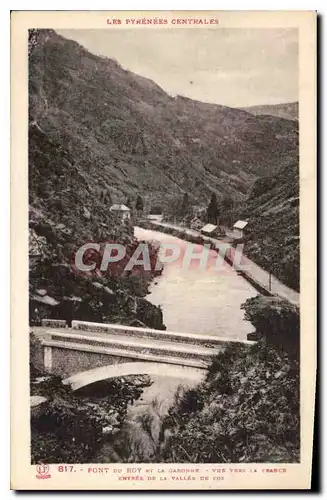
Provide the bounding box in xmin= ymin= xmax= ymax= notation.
xmin=32 ymin=319 xmax=255 ymax=390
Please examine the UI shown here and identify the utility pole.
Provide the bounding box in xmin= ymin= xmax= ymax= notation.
xmin=263 ymin=238 xmax=274 ymax=293
xmin=268 ymin=262 xmax=275 ymax=292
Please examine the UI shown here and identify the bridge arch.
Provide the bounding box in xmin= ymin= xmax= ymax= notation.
xmin=63 ymin=362 xmax=207 ymax=391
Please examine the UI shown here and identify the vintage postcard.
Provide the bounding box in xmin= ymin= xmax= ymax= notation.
xmin=11 ymin=10 xmax=316 ymax=490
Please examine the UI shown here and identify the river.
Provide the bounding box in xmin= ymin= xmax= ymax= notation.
xmin=94 ymin=227 xmax=258 ymax=462
xmin=134 ymin=226 xmax=258 ymax=340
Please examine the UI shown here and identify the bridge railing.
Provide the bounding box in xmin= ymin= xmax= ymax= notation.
xmin=37 ymin=329 xmax=212 ymax=371
xmin=35 ymin=320 xmax=256 ymax=373
xmin=40 ymin=319 xmax=256 ymax=348
xmin=69 ymin=320 xmax=256 ymax=347
xmin=39 ymin=329 xmax=218 ymax=361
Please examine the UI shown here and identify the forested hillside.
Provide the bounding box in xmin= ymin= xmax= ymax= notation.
xmin=241 ymin=160 xmax=299 ymax=290
xmin=29 ymin=29 xmax=298 ymax=210
xmin=28 ymin=28 xmax=299 ymax=325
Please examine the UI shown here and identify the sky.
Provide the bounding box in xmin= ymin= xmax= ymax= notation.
xmin=58 ymin=28 xmax=298 ymax=108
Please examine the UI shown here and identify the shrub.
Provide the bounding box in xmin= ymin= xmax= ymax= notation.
xmin=159 ymin=342 xmax=300 ymax=463
xmin=31 ymin=369 xmax=152 ymax=463
xmin=242 ymin=295 xmax=300 ymax=357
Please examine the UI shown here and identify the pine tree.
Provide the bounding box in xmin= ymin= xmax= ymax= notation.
xmin=207 ymin=193 xmax=219 ymax=224
xmin=221 ymin=195 xmax=234 ymax=226
xmin=100 ymin=189 xmax=112 ymax=206
xmin=135 ymin=195 xmax=144 ymax=213
xmin=126 ymin=196 xmax=132 ymax=209
xmin=180 ymin=193 xmax=189 ymax=216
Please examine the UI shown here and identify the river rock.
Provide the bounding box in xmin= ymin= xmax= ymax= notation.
xmin=102 ymin=425 xmax=114 ymax=435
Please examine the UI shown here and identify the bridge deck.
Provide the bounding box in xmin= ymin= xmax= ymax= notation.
xmin=34 ymin=327 xmax=222 ymax=356
xmin=31 ymin=322 xmax=255 ymax=381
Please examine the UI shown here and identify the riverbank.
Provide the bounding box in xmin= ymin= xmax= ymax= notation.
xmin=30 ymin=335 xmax=154 ymax=464
xmin=154 ymin=339 xmax=300 ymax=463
xmin=30 ymin=210 xmax=166 ymax=330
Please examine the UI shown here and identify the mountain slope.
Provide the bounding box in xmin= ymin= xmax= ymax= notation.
xmin=241 ymin=102 xmax=298 ymax=122
xmin=29 ymin=29 xmax=298 ymax=208
xmin=28 ymin=29 xmax=299 ymax=303
xmin=241 ymin=160 xmax=299 ymax=291
xmin=29 ymin=122 xmax=165 ymax=329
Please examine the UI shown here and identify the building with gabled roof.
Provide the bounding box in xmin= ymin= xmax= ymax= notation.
xmin=109 ymin=204 xmax=131 ymax=221
xmin=200 ymin=223 xmax=219 ymax=236
xmin=233 ymin=220 xmax=248 ymax=239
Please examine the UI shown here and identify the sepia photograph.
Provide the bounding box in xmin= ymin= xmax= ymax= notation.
xmin=28 ymin=24 xmax=301 ymax=465
xmin=10 ymin=10 xmax=316 ymax=490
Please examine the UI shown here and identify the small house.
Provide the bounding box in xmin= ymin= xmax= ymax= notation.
xmin=190 ymin=217 xmax=203 ymax=231
xmin=109 ymin=204 xmax=131 ymax=221
xmin=233 ymin=220 xmax=248 ymax=239
xmin=200 ymin=223 xmax=219 ymax=237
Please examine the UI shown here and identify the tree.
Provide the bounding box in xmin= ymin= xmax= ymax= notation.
xmin=149 ymin=204 xmax=163 ymax=215
xmin=100 ymin=189 xmax=112 ymax=206
xmin=126 ymin=196 xmax=133 ymax=210
xmin=177 ymin=192 xmax=190 ymax=218
xmin=181 ymin=193 xmax=189 ymax=214
xmin=207 ymin=193 xmax=219 ymax=224
xmin=249 ymin=177 xmax=275 ymax=200
xmin=135 ymin=195 xmax=144 ymax=213
xmin=28 ymin=29 xmax=40 ymax=56
xmin=220 ymin=195 xmax=234 ymax=226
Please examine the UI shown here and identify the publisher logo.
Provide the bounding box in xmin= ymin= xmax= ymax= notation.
xmin=36 ymin=464 xmax=51 ymax=479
